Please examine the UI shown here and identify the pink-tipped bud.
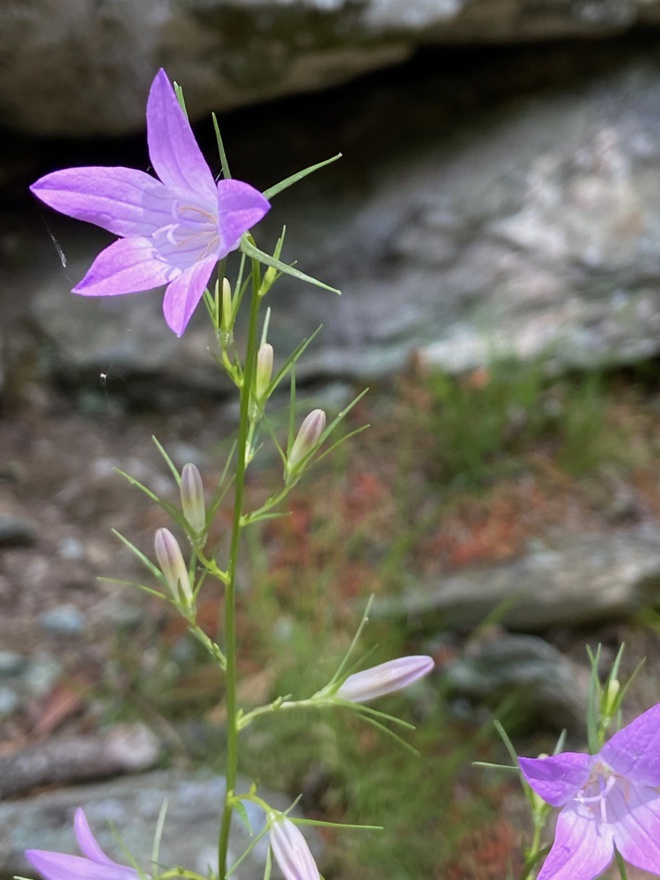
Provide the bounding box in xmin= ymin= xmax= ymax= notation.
xmin=256 ymin=343 xmax=274 ymax=402
xmin=335 ymin=655 xmax=434 ymax=703
xmin=180 ymin=464 xmax=206 ymax=536
xmin=287 ymin=409 xmax=326 ymax=474
xmin=270 ymin=817 xmax=320 ymax=880
xmin=154 ymin=528 xmax=193 ymax=605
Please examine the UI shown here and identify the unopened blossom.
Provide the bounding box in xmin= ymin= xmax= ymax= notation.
xmin=30 ymin=69 xmax=270 ymax=336
xmin=26 ymin=808 xmax=138 ymax=880
xmin=255 ymin=342 xmax=274 ymax=402
xmin=180 ymin=463 xmax=206 ymax=535
xmin=287 ymin=409 xmax=326 ymax=473
xmin=336 ymin=655 xmax=434 ymax=703
xmin=519 ymin=703 xmax=660 ymax=880
xmin=269 ymin=817 xmax=320 ymax=880
xmin=154 ymin=527 xmax=194 ymax=604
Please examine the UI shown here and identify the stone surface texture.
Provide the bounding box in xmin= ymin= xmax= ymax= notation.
xmin=1 ymin=1 xmax=660 ymax=137
xmin=378 ymin=525 xmax=660 ymax=632
xmin=444 ymin=634 xmax=590 ymax=735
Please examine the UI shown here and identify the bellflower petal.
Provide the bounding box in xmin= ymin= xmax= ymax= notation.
xmin=601 ymin=703 xmax=660 ymax=786
xmin=162 ymin=256 xmax=217 ymax=336
xmin=73 ymin=237 xmax=175 ymax=297
xmin=216 ymin=179 xmax=272 ymax=253
xmin=26 ymin=810 xmax=138 ymax=880
xmin=74 ymin=808 xmax=116 ymax=865
xmin=607 ymin=780 xmax=660 ymax=875
xmin=30 ymin=167 xmax=172 ymax=238
xmin=536 ymin=804 xmax=614 ymax=880
xmin=269 ymin=818 xmax=320 ymax=880
xmin=30 ymin=68 xmax=270 ymax=335
xmin=519 ymin=702 xmax=660 ymax=880
xmin=519 ymin=753 xmax=592 ymax=808
xmin=336 ymin=655 xmax=434 ymax=703
xmin=146 ymin=68 xmax=217 ymax=199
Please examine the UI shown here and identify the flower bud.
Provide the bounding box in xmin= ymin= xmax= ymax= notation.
xmin=269 ymin=817 xmax=319 ymax=880
xmin=287 ymin=409 xmax=326 ymax=473
xmin=255 ymin=343 xmax=274 ymax=402
xmin=603 ymin=677 xmax=620 ymax=718
xmin=180 ymin=463 xmax=206 ymax=536
xmin=335 ymin=655 xmax=434 ymax=703
xmin=154 ymin=528 xmax=193 ymax=605
xmin=219 ymin=278 xmax=233 ymax=348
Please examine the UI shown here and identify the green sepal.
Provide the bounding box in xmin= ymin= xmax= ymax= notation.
xmin=211 ymin=112 xmax=232 ymax=180
xmin=262 ymin=153 xmax=342 ymax=200
xmin=240 ymin=235 xmax=340 ymax=295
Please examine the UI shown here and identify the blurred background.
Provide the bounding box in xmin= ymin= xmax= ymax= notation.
xmin=3 ymin=2 xmax=660 ymax=878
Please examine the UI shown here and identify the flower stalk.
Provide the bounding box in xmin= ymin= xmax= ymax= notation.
xmin=217 ymin=259 xmax=263 ymax=879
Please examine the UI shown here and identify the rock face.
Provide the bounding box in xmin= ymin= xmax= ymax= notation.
xmin=444 ymin=634 xmax=589 ymax=735
xmin=1 ymin=1 xmax=660 ymax=137
xmin=19 ymin=51 xmax=660 ymax=395
xmin=378 ymin=525 xmax=660 ymax=632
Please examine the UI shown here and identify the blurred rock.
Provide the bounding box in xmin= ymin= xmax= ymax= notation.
xmin=0 ymin=723 xmax=162 ymax=799
xmin=38 ymin=604 xmax=86 ymax=637
xmin=3 ymin=1 xmax=660 ymax=138
xmin=23 ymin=53 xmax=660 ymax=395
xmin=0 ymin=770 xmax=319 ymax=880
xmin=378 ymin=525 xmax=660 ymax=632
xmin=444 ymin=634 xmax=589 ymax=735
xmin=0 ymin=516 xmax=36 ymax=548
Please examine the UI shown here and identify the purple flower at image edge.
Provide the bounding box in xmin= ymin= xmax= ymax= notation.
xmin=520 ymin=703 xmax=660 ymax=880
xmin=26 ymin=808 xmax=138 ymax=880
xmin=30 ymin=69 xmax=270 ymax=336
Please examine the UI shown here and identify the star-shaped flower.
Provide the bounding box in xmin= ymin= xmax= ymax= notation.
xmin=26 ymin=808 xmax=138 ymax=880
xmin=519 ymin=703 xmax=660 ymax=880
xmin=30 ymin=69 xmax=270 ymax=336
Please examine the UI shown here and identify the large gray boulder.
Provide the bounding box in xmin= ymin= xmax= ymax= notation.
xmin=377 ymin=525 xmax=660 ymax=632
xmin=2 ymin=0 xmax=660 ymax=137
xmin=20 ymin=52 xmax=660 ymax=395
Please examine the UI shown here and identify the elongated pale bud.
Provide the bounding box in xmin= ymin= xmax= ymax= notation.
xmin=255 ymin=343 xmax=274 ymax=401
xmin=219 ymin=278 xmax=233 ymax=348
xmin=287 ymin=409 xmax=326 ymax=474
xmin=180 ymin=463 xmax=206 ymax=535
xmin=154 ymin=528 xmax=193 ymax=605
xmin=270 ymin=817 xmax=320 ymax=880
xmin=335 ymin=655 xmax=434 ymax=703
xmin=603 ymin=677 xmax=620 ymax=718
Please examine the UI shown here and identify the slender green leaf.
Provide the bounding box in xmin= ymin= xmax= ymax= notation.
xmin=211 ymin=112 xmax=232 ymax=180
xmin=152 ymin=436 xmax=182 ymax=485
xmin=263 ymin=153 xmax=342 ymax=199
xmin=112 ymin=529 xmax=162 ymax=579
xmin=240 ymin=236 xmax=340 ymax=294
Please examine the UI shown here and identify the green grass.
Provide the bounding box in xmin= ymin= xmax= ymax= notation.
xmin=421 ymin=357 xmax=636 ymax=486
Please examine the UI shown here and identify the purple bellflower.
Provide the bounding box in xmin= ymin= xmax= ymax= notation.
xmin=335 ymin=655 xmax=434 ymax=703
xmin=30 ymin=69 xmax=270 ymax=336
xmin=26 ymin=808 xmax=139 ymax=880
xmin=519 ymin=703 xmax=660 ymax=880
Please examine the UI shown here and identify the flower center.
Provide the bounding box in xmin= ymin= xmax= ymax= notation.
xmin=154 ymin=197 xmax=220 ymax=266
xmin=574 ymin=761 xmax=621 ymax=824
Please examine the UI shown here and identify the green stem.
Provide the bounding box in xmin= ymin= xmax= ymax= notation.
xmin=614 ymin=849 xmax=629 ymax=880
xmin=217 ymin=261 xmax=262 ymax=879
